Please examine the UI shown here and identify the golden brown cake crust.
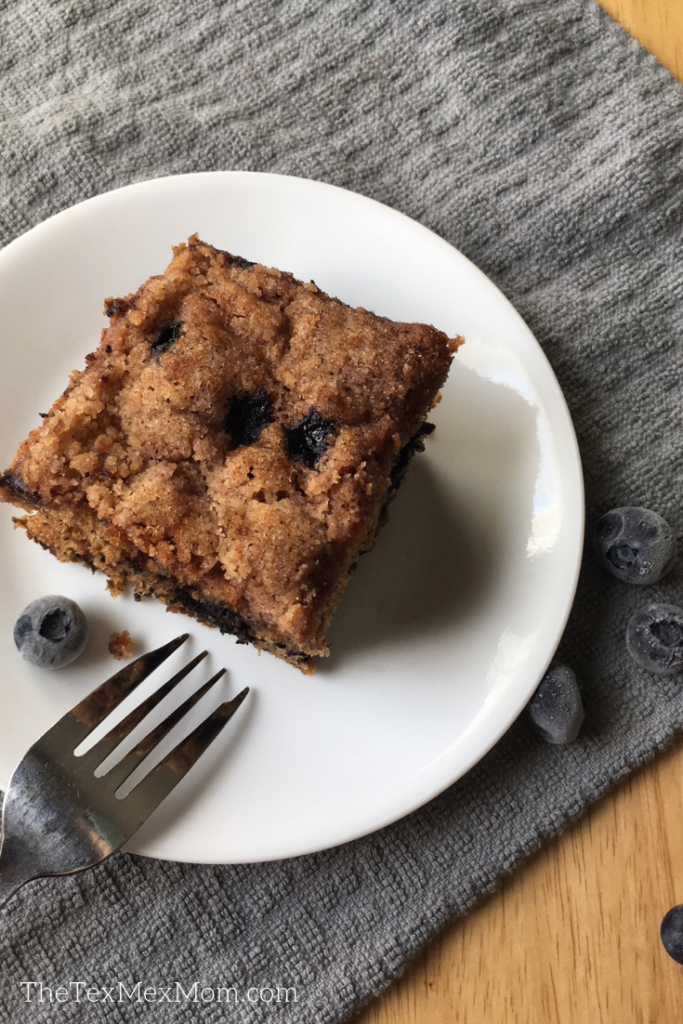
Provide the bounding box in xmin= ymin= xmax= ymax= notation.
xmin=0 ymin=236 xmax=460 ymax=672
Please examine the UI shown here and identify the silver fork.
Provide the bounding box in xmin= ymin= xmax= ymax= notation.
xmin=0 ymin=634 xmax=248 ymax=908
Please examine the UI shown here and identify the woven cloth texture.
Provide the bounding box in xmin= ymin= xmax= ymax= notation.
xmin=2 ymin=0 xmax=683 ymax=1021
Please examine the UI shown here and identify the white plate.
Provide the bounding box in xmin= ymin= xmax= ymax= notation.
xmin=0 ymin=173 xmax=583 ymax=864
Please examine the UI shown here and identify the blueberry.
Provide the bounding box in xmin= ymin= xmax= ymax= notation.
xmin=594 ymin=507 xmax=677 ymax=585
xmin=224 ymin=390 xmax=274 ymax=448
xmin=285 ymin=409 xmax=337 ymax=468
xmin=661 ymin=905 xmax=683 ymax=964
xmin=151 ymin=321 xmax=182 ymax=355
xmin=528 ymin=664 xmax=584 ymax=744
xmin=626 ymin=603 xmax=683 ymax=676
xmin=14 ymin=595 xmax=89 ymax=669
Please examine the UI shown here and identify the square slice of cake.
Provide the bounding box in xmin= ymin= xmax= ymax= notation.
xmin=0 ymin=236 xmax=461 ymax=673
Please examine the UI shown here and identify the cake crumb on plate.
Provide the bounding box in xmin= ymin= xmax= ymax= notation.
xmin=108 ymin=629 xmax=136 ymax=660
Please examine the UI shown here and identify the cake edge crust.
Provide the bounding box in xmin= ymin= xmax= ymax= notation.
xmin=0 ymin=422 xmax=435 ymax=674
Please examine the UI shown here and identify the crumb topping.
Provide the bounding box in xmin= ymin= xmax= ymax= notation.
xmin=1 ymin=236 xmax=460 ymax=662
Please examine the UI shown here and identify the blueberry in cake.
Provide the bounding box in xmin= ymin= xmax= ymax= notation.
xmin=0 ymin=236 xmax=461 ymax=673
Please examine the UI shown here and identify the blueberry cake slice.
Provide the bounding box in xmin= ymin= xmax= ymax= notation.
xmin=0 ymin=236 xmax=460 ymax=673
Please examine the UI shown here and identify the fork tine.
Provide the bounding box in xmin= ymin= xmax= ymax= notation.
xmin=122 ymin=688 xmax=249 ymax=830
xmin=41 ymin=634 xmax=190 ymax=753
xmin=80 ymin=651 xmax=208 ymax=769
xmin=104 ymin=669 xmax=227 ymax=790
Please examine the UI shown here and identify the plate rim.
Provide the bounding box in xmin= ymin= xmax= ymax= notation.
xmin=0 ymin=170 xmax=585 ymax=863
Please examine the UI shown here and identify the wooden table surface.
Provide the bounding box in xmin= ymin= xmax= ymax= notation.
xmin=355 ymin=3 xmax=683 ymax=1022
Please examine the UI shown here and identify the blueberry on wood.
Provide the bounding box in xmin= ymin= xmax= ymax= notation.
xmin=661 ymin=905 xmax=683 ymax=964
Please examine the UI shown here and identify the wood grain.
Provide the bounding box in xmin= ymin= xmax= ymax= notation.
xmin=596 ymin=0 xmax=683 ymax=82
xmin=355 ymin=4 xmax=683 ymax=1022
xmin=356 ymin=737 xmax=683 ymax=1024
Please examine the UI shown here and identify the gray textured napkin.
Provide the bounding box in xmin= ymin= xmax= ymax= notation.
xmin=2 ymin=0 xmax=683 ymax=1021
